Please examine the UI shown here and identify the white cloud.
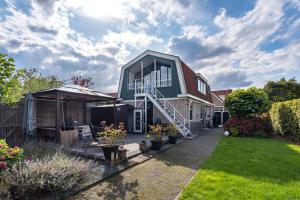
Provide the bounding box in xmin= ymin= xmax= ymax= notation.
xmin=64 ymin=0 xmax=141 ymax=23
xmin=0 ymin=0 xmax=166 ymax=92
xmin=169 ymin=0 xmax=300 ymax=89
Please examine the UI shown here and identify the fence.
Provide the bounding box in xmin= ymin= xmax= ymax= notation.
xmin=0 ymin=101 xmax=25 ymax=145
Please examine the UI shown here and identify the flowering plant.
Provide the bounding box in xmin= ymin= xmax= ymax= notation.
xmin=148 ymin=124 xmax=163 ymax=140
xmin=0 ymin=139 xmax=23 ymax=171
xmin=166 ymin=123 xmax=179 ymax=136
xmin=100 ymin=122 xmax=127 ymax=146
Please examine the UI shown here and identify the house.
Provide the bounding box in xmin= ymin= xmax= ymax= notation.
xmin=211 ymin=89 xmax=232 ymax=126
xmin=117 ymin=50 xmax=214 ymax=136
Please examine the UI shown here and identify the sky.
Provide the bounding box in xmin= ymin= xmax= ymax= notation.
xmin=0 ymin=0 xmax=300 ymax=92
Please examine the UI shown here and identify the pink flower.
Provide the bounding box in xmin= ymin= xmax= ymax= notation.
xmin=0 ymin=144 xmax=3 ymax=149
xmin=0 ymin=156 xmax=5 ymax=161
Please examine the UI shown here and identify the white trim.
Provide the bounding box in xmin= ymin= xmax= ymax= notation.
xmin=177 ymin=94 xmax=214 ymax=106
xmin=212 ymin=93 xmax=224 ymax=104
xmin=120 ymin=97 xmax=180 ymax=103
xmin=196 ymin=72 xmax=208 ymax=83
xmin=175 ymin=57 xmax=187 ymax=94
xmin=117 ymin=68 xmax=124 ymax=98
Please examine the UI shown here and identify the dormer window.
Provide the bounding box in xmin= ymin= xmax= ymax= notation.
xmin=198 ymin=79 xmax=206 ymax=94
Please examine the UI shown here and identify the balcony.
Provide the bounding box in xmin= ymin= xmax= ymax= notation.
xmin=128 ymin=79 xmax=172 ymax=93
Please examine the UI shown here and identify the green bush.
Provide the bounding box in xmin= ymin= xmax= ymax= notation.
xmin=269 ymin=99 xmax=300 ymax=139
xmin=225 ymin=87 xmax=269 ymax=118
xmin=4 ymin=152 xmax=92 ymax=198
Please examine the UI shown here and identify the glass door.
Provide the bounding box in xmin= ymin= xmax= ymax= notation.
xmin=133 ymin=109 xmax=143 ymax=133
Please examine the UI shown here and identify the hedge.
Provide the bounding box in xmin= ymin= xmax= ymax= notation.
xmin=269 ymin=99 xmax=300 ymax=139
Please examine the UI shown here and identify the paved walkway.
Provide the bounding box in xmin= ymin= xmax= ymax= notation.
xmin=71 ymin=128 xmax=223 ymax=200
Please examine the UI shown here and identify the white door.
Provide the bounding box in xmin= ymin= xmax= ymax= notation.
xmin=133 ymin=109 xmax=143 ymax=133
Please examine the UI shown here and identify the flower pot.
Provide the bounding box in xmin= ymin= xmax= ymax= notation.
xmin=168 ymin=135 xmax=178 ymax=144
xmin=139 ymin=141 xmax=148 ymax=152
xmin=151 ymin=140 xmax=163 ymax=151
xmin=117 ymin=148 xmax=127 ymax=161
xmin=101 ymin=145 xmax=119 ymax=161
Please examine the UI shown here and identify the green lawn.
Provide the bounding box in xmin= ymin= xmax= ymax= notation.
xmin=180 ymin=137 xmax=300 ymax=200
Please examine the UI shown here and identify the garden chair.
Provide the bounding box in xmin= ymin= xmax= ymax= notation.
xmin=83 ymin=122 xmax=104 ymax=154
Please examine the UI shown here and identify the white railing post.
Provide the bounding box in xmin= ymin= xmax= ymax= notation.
xmin=134 ymin=80 xmax=136 ymax=94
xmin=173 ymin=108 xmax=176 ymax=121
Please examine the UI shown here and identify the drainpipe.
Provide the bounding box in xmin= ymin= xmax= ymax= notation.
xmin=144 ymin=96 xmax=147 ymax=134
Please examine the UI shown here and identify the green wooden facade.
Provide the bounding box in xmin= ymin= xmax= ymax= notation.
xmin=120 ymin=55 xmax=182 ymax=100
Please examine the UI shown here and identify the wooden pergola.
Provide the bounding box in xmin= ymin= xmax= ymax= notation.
xmin=32 ymin=85 xmax=116 ymax=139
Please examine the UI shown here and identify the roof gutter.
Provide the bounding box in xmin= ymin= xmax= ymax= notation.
xmin=177 ymin=94 xmax=215 ymax=106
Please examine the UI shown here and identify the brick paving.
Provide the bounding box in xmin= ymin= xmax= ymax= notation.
xmin=71 ymin=128 xmax=223 ymax=200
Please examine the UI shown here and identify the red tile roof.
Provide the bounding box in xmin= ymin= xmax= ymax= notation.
xmin=180 ymin=61 xmax=213 ymax=103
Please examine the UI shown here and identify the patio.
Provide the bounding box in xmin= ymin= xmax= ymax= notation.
xmin=64 ymin=133 xmax=170 ymax=160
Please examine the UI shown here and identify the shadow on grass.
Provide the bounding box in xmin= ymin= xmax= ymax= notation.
xmin=201 ymin=137 xmax=300 ymax=184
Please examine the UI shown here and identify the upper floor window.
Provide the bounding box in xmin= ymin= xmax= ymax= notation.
xmin=160 ymin=66 xmax=171 ymax=81
xmin=198 ymin=79 xmax=206 ymax=94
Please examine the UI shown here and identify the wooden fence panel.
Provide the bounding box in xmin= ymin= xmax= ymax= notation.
xmin=0 ymin=102 xmax=25 ymax=145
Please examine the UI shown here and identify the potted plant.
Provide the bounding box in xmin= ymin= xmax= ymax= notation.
xmin=166 ymin=123 xmax=179 ymax=144
xmin=117 ymin=142 xmax=128 ymax=161
xmin=148 ymin=124 xmax=163 ymax=150
xmin=100 ymin=122 xmax=127 ymax=161
xmin=139 ymin=140 xmax=148 ymax=152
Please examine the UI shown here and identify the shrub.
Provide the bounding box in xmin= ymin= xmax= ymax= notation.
xmin=5 ymin=152 xmax=92 ymax=198
xmin=225 ymin=87 xmax=270 ymax=118
xmin=0 ymin=139 xmax=23 ymax=171
xmin=224 ymin=114 xmax=273 ymax=137
xmin=269 ymin=99 xmax=300 ymax=139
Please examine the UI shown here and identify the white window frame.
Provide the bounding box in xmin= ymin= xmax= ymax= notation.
xmin=198 ymin=78 xmax=206 ymax=95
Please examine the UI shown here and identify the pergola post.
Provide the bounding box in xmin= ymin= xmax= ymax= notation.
xmin=83 ymin=100 xmax=87 ymax=124
xmin=55 ymin=91 xmax=61 ymax=142
xmin=113 ymin=100 xmax=117 ymax=127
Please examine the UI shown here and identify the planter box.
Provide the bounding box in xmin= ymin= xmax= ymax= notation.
xmin=60 ymin=130 xmax=79 ymax=146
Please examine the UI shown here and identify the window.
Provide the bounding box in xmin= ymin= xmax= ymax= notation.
xmin=159 ymin=65 xmax=172 ymax=87
xmin=198 ymin=79 xmax=206 ymax=94
xmin=160 ymin=66 xmax=168 ymax=80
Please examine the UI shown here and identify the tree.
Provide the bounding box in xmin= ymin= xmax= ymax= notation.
xmin=263 ymin=78 xmax=300 ymax=102
xmin=71 ymin=75 xmax=93 ymax=88
xmin=0 ymin=53 xmax=23 ymax=104
xmin=225 ymin=87 xmax=269 ymax=118
xmin=22 ymin=67 xmax=64 ymax=93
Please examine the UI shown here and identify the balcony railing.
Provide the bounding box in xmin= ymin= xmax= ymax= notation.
xmin=128 ymin=79 xmax=171 ymax=92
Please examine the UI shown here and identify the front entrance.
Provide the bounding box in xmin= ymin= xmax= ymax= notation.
xmin=213 ymin=112 xmax=222 ymax=127
xmin=134 ymin=109 xmax=143 ymax=133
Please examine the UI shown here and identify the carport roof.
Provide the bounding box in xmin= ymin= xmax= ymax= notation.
xmin=32 ymin=84 xmax=115 ymax=102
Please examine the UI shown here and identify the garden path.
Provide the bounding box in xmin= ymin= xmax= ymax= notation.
xmin=71 ymin=128 xmax=223 ymax=200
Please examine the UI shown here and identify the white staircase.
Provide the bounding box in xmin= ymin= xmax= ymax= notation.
xmin=134 ymin=82 xmax=192 ymax=137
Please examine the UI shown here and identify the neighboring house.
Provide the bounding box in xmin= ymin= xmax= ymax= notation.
xmin=117 ymin=50 xmax=214 ymax=136
xmin=211 ymin=89 xmax=232 ymax=126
